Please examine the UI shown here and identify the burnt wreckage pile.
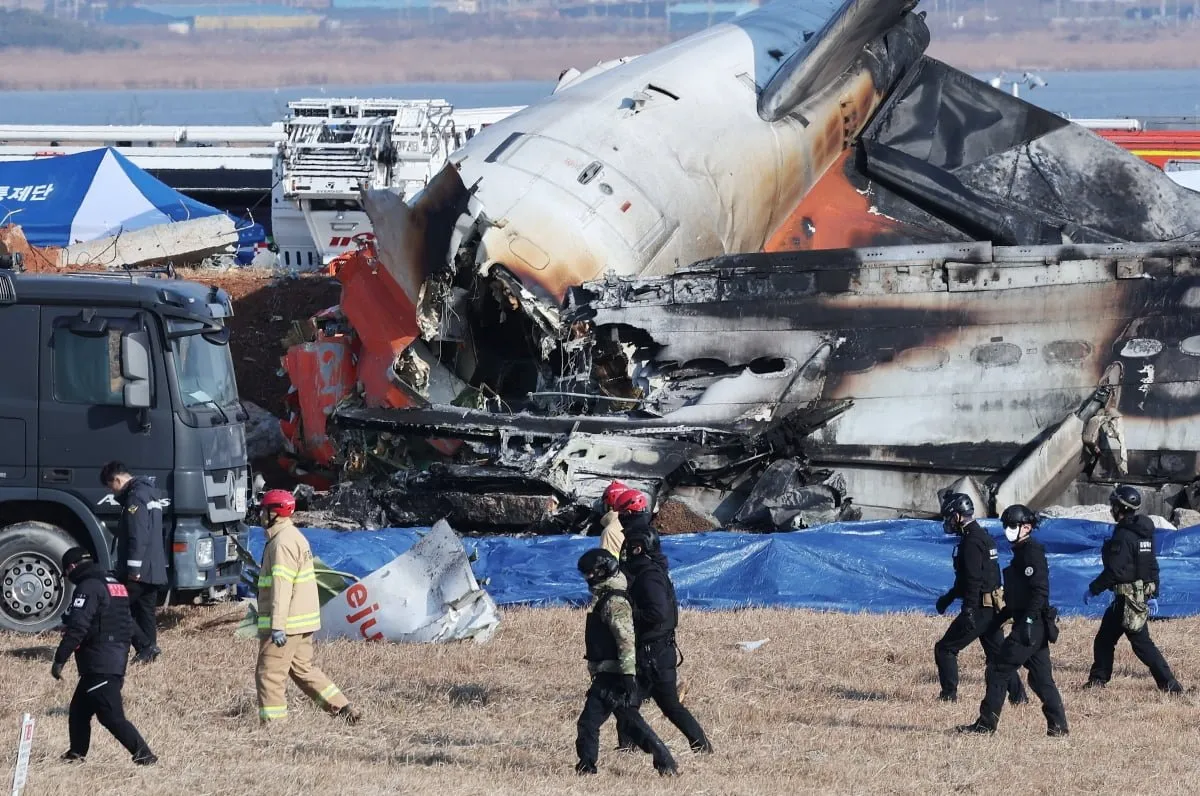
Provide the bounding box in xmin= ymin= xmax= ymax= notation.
xmin=284 ymin=2 xmax=1200 ymax=532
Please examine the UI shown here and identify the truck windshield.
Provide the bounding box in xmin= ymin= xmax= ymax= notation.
xmin=169 ymin=323 xmax=239 ymax=409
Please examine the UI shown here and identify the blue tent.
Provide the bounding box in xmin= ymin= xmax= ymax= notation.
xmin=0 ymin=147 xmax=264 ymax=248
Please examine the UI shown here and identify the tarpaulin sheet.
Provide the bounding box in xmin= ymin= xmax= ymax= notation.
xmin=246 ymin=518 xmax=1200 ymax=617
xmin=0 ymin=147 xmax=264 ymax=247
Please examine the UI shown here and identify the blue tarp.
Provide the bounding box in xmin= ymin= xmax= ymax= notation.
xmin=0 ymin=148 xmax=264 ymax=248
xmin=246 ymin=519 xmax=1200 ymax=617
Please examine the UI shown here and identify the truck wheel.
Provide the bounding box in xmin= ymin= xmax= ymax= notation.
xmin=0 ymin=522 xmax=78 ymax=634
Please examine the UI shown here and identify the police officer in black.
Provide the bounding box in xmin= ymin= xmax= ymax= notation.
xmin=1083 ymin=485 xmax=1184 ymax=694
xmin=53 ymin=547 xmax=157 ymax=765
xmin=956 ymin=505 xmax=1069 ymax=737
xmin=617 ymin=521 xmax=713 ymax=755
xmin=933 ymin=493 xmax=1027 ymax=704
xmin=101 ymin=460 xmax=168 ymax=663
xmin=574 ymin=548 xmax=677 ymax=777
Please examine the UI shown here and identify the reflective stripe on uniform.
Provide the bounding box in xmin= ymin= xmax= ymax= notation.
xmin=317 ymin=684 xmax=341 ymax=705
xmin=256 ymin=611 xmax=321 ymax=632
xmin=259 ymin=705 xmax=288 ymax=720
xmin=270 ymin=564 xmax=316 ymax=584
xmin=258 ymin=575 xmax=273 ymax=588
xmin=127 ymin=560 xmax=143 ymax=567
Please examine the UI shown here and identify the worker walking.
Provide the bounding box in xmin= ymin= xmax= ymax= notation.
xmin=617 ymin=515 xmax=713 ymax=754
xmin=956 ymin=505 xmax=1069 ymax=737
xmin=100 ymin=461 xmax=168 ymax=665
xmin=933 ymin=493 xmax=1027 ymax=704
xmin=255 ymin=489 xmax=362 ymax=725
xmin=575 ymin=548 xmax=677 ymax=777
xmin=1083 ymin=485 xmax=1184 ymax=694
xmin=52 ymin=547 xmax=157 ymax=765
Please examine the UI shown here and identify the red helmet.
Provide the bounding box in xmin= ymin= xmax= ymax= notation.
xmin=612 ymin=489 xmax=648 ymax=514
xmin=603 ymin=480 xmax=630 ymax=510
xmin=260 ymin=489 xmax=296 ymax=518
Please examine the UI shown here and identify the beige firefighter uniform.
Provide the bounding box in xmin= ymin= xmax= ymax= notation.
xmin=255 ymin=517 xmax=349 ymax=722
xmin=599 ymin=511 xmax=625 ymax=559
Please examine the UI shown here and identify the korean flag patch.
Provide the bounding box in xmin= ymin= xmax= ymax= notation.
xmin=72 ymin=595 xmax=87 ymax=608
xmin=1024 ymin=567 xmax=1034 ymax=577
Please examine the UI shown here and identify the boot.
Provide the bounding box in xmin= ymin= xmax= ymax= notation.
xmin=937 ymin=691 xmax=957 ymax=703
xmin=955 ymin=719 xmax=996 ymax=735
xmin=690 ymin=739 xmax=714 ymax=755
xmin=575 ymin=761 xmax=597 ymax=775
xmin=60 ymin=751 xmax=86 ymax=763
xmin=1083 ymin=678 xmax=1106 ymax=690
xmin=132 ymin=749 xmax=158 ymax=766
xmin=655 ymin=761 xmax=680 ymax=777
xmin=1161 ymin=680 xmax=1185 ymax=696
xmin=1047 ymin=725 xmax=1070 ymax=738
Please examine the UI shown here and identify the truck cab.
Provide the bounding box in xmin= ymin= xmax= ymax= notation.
xmin=0 ymin=258 xmax=250 ymax=633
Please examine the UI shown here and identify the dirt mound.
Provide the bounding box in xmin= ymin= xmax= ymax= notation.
xmin=177 ymin=268 xmax=342 ymax=415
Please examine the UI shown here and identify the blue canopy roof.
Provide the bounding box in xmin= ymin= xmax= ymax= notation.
xmin=0 ymin=147 xmax=264 ymax=248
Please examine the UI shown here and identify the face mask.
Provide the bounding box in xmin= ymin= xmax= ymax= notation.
xmin=942 ymin=517 xmax=958 ymax=535
xmin=1004 ymin=526 xmax=1021 ymax=543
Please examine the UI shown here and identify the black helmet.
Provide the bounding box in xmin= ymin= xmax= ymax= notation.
xmin=577 ymin=548 xmax=619 ymax=584
xmin=1000 ymin=504 xmax=1038 ymax=529
xmin=624 ymin=526 xmax=661 ymax=557
xmin=1110 ymin=485 xmax=1141 ymax=513
xmin=61 ymin=547 xmax=92 ymax=571
xmin=941 ymin=492 xmax=974 ymax=519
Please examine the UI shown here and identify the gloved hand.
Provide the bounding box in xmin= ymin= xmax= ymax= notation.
xmin=1015 ymin=617 xmax=1033 ymax=647
xmin=962 ymin=606 xmax=977 ymax=631
xmin=618 ymin=675 xmax=640 ymax=708
xmin=1082 ymin=589 xmax=1092 ymax=606
xmin=271 ymin=630 xmax=287 ymax=647
xmin=935 ymin=593 xmax=954 ymax=615
xmin=1148 ymin=598 xmax=1159 ymax=617
xmin=50 ymin=661 xmax=64 ymax=681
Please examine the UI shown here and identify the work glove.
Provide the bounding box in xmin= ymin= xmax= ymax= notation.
xmin=935 ymin=593 xmax=954 ymax=615
xmin=961 ymin=606 xmax=977 ymax=631
xmin=618 ymin=675 xmax=640 ymax=708
xmin=271 ymin=630 xmax=287 ymax=647
xmin=1015 ymin=617 xmax=1033 ymax=647
xmin=1148 ymin=598 xmax=1159 ymax=617
xmin=50 ymin=661 xmax=64 ymax=681
xmin=1082 ymin=589 xmax=1092 ymax=606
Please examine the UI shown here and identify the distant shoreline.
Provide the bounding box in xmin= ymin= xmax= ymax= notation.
xmin=0 ymin=28 xmax=1198 ymax=92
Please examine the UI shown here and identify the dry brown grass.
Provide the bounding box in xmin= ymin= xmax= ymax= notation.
xmin=3 ymin=606 xmax=1200 ymax=795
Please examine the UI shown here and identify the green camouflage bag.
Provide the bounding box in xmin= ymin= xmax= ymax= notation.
xmin=1114 ymin=580 xmax=1149 ymax=633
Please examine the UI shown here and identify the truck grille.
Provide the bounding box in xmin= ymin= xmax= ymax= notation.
xmin=0 ymin=274 xmax=14 ymax=303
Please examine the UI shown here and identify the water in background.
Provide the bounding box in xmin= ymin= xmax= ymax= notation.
xmin=0 ymin=70 xmax=1198 ymax=125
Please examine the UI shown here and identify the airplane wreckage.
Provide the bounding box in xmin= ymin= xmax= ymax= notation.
xmin=279 ymin=0 xmax=1200 ymax=533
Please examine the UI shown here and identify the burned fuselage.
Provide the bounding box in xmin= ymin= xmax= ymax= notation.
xmin=284 ymin=0 xmax=1200 ymax=530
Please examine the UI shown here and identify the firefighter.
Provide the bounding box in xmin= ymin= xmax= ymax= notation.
xmin=619 ymin=521 xmax=713 ymax=754
xmin=52 ymin=547 xmax=157 ymax=765
xmin=100 ymin=460 xmax=168 ymax=664
xmin=574 ymin=548 xmax=677 ymax=776
xmin=1083 ymin=485 xmax=1184 ymax=694
xmin=933 ymin=492 xmax=1027 ymax=704
xmin=255 ymin=489 xmax=363 ymax=725
xmin=956 ymin=505 xmax=1069 ymax=737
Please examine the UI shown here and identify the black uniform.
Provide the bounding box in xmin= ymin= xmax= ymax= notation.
xmin=115 ymin=477 xmax=168 ymax=655
xmin=972 ymin=538 xmax=1068 ymax=733
xmin=1086 ymin=514 xmax=1182 ymax=691
xmin=616 ymin=526 xmax=712 ymax=753
xmin=935 ymin=521 xmax=1027 ymax=702
xmin=54 ymin=562 xmax=154 ymax=762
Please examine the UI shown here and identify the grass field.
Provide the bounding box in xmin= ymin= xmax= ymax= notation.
xmin=2 ymin=605 xmax=1198 ymax=795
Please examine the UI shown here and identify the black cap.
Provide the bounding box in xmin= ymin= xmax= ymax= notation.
xmin=61 ymin=547 xmax=92 ymax=570
xmin=577 ymin=548 xmax=619 ymax=580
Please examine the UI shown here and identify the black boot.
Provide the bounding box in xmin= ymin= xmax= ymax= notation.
xmin=132 ymin=749 xmax=158 ymax=766
xmin=1047 ymin=724 xmax=1070 ymax=738
xmin=575 ymin=761 xmax=597 ymax=775
xmin=1083 ymin=678 xmax=1106 ymax=690
xmin=1161 ymin=680 xmax=1185 ymax=696
xmin=955 ymin=719 xmax=996 ymax=735
xmin=937 ymin=691 xmax=957 ymax=702
xmin=60 ymin=751 xmax=86 ymax=763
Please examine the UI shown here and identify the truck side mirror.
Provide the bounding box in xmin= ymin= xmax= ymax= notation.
xmin=121 ymin=331 xmax=152 ymax=409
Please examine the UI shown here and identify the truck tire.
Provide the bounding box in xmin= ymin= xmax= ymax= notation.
xmin=0 ymin=521 xmax=79 ymax=634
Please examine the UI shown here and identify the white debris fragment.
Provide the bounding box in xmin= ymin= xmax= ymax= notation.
xmin=735 ymin=638 xmax=770 ymax=652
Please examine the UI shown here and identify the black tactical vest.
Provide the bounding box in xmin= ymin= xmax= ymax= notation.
xmin=584 ymin=589 xmax=627 ymax=663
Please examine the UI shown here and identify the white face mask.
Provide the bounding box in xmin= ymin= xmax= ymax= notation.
xmin=1003 ymin=526 xmax=1021 ymax=543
